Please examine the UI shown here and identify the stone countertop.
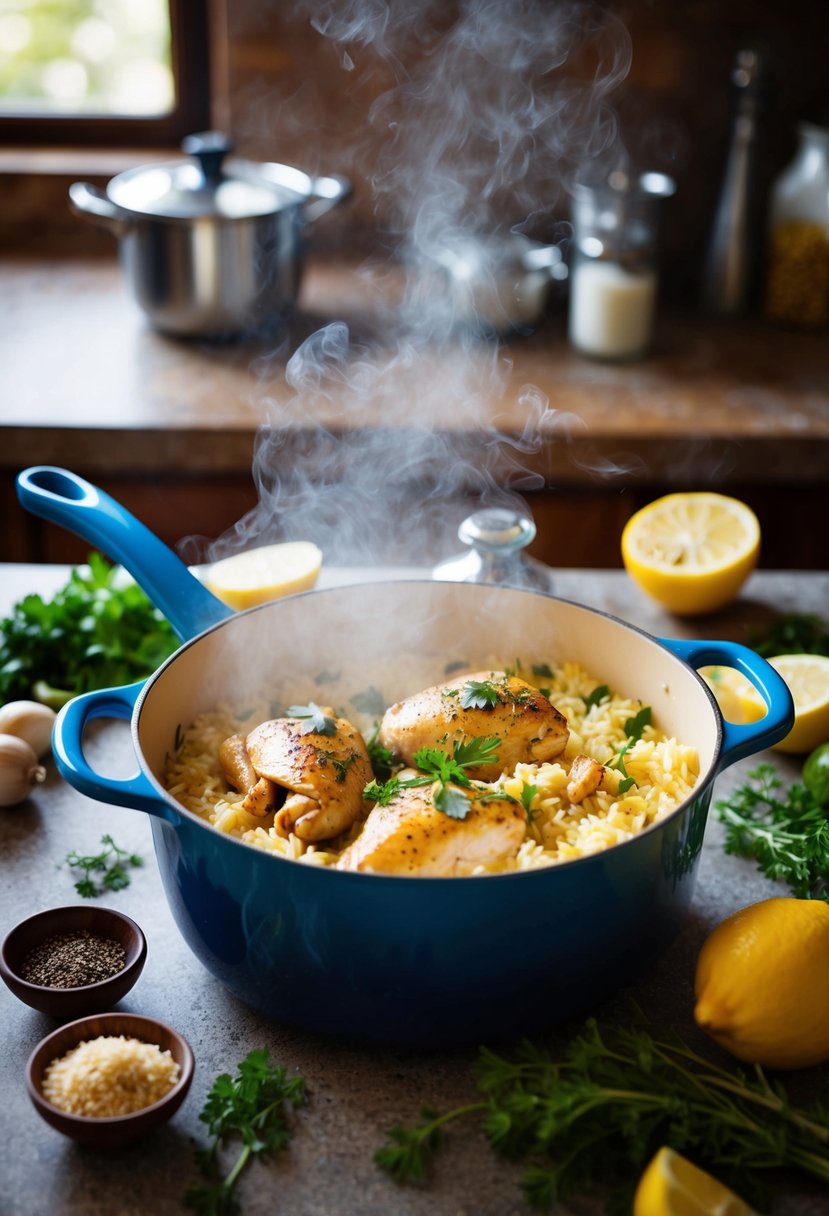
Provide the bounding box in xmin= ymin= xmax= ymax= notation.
xmin=1 ymin=564 xmax=829 ymax=1216
xmin=1 ymin=256 xmax=829 ymax=485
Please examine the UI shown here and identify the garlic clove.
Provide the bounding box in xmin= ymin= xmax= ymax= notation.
xmin=0 ymin=700 xmax=56 ymax=759
xmin=0 ymin=732 xmax=47 ymax=807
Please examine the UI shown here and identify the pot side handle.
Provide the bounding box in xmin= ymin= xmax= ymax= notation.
xmin=660 ymin=637 xmax=795 ymax=770
xmin=53 ymin=682 xmax=179 ymax=822
xmin=68 ymin=182 xmax=133 ymax=239
xmin=16 ymin=466 xmax=232 ymax=642
xmin=303 ymin=174 xmax=353 ymax=224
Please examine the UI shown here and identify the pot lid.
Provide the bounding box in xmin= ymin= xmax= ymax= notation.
xmin=107 ymin=131 xmax=306 ymax=220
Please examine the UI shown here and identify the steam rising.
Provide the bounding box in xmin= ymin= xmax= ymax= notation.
xmin=209 ymin=1 xmax=635 ymax=568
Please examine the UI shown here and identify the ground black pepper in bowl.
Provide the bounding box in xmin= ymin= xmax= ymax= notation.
xmin=1 ymin=906 xmax=147 ymax=1018
xmin=21 ymin=930 xmax=126 ymax=989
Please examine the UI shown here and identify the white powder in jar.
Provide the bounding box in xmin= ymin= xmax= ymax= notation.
xmin=42 ymin=1034 xmax=180 ymax=1117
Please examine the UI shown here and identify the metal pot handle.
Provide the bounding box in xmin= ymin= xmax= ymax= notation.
xmin=16 ymin=466 xmax=232 ymax=641
xmin=660 ymin=637 xmax=795 ymax=769
xmin=68 ymin=182 xmax=133 ymax=239
xmin=303 ymin=174 xmax=353 ymax=224
xmin=53 ymin=681 xmax=180 ymax=821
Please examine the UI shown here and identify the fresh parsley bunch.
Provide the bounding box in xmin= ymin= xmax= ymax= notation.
xmin=0 ymin=553 xmax=178 ymax=707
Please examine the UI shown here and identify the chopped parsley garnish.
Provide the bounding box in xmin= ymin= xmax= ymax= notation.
xmin=584 ymin=684 xmax=610 ymax=711
xmin=520 ymin=783 xmax=538 ymax=820
xmin=366 ymin=724 xmax=397 ymax=783
xmin=458 ymin=679 xmax=501 ymax=709
xmin=364 ymin=736 xmax=501 ymax=819
xmin=532 ymin=662 xmax=554 ymax=679
xmin=285 ymin=702 xmax=337 ymax=737
xmin=318 ymin=751 xmax=357 ymax=783
xmin=608 ymin=741 xmax=635 ymax=793
xmin=624 ymin=706 xmax=652 ymax=742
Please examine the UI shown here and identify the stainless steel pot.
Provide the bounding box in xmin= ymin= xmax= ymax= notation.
xmin=69 ymin=131 xmax=352 ymax=337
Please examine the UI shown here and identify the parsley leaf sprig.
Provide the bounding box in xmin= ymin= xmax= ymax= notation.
xmin=64 ymin=834 xmax=143 ymax=898
xmin=364 ymin=737 xmax=501 ymax=820
xmin=185 ymin=1050 xmax=306 ymax=1216
xmin=715 ymin=763 xmax=829 ymax=900
xmin=285 ymin=702 xmax=337 ymax=737
xmin=749 ymin=613 xmax=829 ymax=659
xmin=375 ymin=1013 xmax=829 ymax=1209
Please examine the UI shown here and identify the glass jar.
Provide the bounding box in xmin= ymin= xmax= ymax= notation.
xmin=567 ymin=170 xmax=675 ymax=361
xmin=765 ymin=123 xmax=829 ymax=328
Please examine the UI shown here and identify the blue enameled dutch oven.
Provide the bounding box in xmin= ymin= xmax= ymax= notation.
xmin=17 ymin=467 xmax=794 ymax=1048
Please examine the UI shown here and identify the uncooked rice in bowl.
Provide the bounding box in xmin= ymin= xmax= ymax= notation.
xmin=163 ymin=658 xmax=700 ymax=874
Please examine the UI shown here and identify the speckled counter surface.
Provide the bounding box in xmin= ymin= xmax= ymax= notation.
xmin=1 ymin=565 xmax=828 ymax=1216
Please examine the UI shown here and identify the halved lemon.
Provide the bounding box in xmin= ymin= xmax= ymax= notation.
xmin=633 ymin=1146 xmax=754 ymax=1216
xmin=768 ymin=653 xmax=829 ymax=754
xmin=203 ymin=542 xmax=323 ymax=611
xmin=621 ymin=493 xmax=760 ymax=615
xmin=701 ymin=666 xmax=766 ymax=725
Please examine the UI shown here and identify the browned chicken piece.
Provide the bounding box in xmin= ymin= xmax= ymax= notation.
xmin=219 ymin=710 xmax=373 ymax=842
xmin=378 ymin=670 xmax=569 ymax=781
xmin=566 ymin=754 xmax=605 ymax=804
xmin=336 ymin=781 xmax=526 ymax=876
xmin=218 ymin=735 xmax=279 ymax=818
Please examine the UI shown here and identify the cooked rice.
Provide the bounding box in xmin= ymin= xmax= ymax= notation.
xmin=163 ymin=659 xmax=699 ymax=874
xmin=42 ymin=1035 xmax=180 ymax=1117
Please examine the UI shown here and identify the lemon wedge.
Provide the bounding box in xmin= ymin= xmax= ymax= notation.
xmin=767 ymin=653 xmax=829 ymax=754
xmin=621 ymin=492 xmax=760 ymax=615
xmin=203 ymin=542 xmax=323 ymax=611
xmin=701 ymin=666 xmax=766 ymax=725
xmin=694 ymin=897 xmax=829 ymax=1069
xmin=634 ymin=1146 xmax=754 ymax=1216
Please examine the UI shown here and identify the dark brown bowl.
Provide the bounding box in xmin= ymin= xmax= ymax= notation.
xmin=0 ymin=905 xmax=147 ymax=1018
xmin=26 ymin=1012 xmax=194 ymax=1148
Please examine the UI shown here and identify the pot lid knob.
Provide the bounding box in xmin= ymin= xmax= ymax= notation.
xmin=182 ymin=130 xmax=234 ymax=184
xmin=433 ymin=508 xmax=554 ymax=592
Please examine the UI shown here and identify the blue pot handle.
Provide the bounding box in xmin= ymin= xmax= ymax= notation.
xmin=52 ymin=681 xmax=179 ymax=821
xmin=16 ymin=466 xmax=232 ymax=641
xmin=660 ymin=637 xmax=795 ymax=770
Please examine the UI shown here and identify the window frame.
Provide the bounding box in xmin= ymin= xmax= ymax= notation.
xmin=0 ymin=0 xmax=211 ymax=147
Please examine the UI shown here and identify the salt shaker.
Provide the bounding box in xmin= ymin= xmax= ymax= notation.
xmin=432 ymin=508 xmax=554 ymax=593
xmin=567 ymin=170 xmax=676 ymax=361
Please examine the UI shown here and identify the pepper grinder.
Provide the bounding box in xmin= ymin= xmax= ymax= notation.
xmin=701 ymin=48 xmax=770 ymax=318
xmin=432 ymin=508 xmax=554 ymax=593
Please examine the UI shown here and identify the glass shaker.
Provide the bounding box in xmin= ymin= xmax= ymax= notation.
xmin=765 ymin=122 xmax=829 ymax=328
xmin=567 ymin=170 xmax=676 ymax=361
xmin=432 ymin=508 xmax=554 ymax=593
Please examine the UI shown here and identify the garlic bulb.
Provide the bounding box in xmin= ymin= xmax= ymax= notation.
xmin=0 ymin=700 xmax=56 ymax=759
xmin=0 ymin=733 xmax=47 ymax=807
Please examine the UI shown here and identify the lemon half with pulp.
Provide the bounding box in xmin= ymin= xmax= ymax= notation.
xmin=768 ymin=653 xmax=829 ymax=754
xmin=621 ymin=492 xmax=760 ymax=615
xmin=633 ymin=1146 xmax=753 ymax=1216
xmin=203 ymin=542 xmax=323 ymax=611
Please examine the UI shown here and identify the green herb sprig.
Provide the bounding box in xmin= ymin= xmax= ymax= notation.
xmin=749 ymin=613 xmax=829 ymax=659
xmin=185 ymin=1050 xmax=306 ymax=1216
xmin=376 ymin=1014 xmax=829 ymax=1211
xmin=364 ymin=736 xmax=501 ymax=820
xmin=64 ymin=834 xmax=143 ymax=897
xmin=285 ymin=702 xmax=337 ymax=737
xmin=0 ymin=553 xmax=178 ymax=707
xmin=715 ymin=763 xmax=829 ymax=900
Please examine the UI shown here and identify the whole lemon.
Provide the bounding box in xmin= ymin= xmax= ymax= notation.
xmin=694 ymin=898 xmax=829 ymax=1069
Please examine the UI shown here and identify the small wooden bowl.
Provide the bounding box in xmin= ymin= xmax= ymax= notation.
xmin=26 ymin=1012 xmax=194 ymax=1148
xmin=0 ymin=905 xmax=147 ymax=1018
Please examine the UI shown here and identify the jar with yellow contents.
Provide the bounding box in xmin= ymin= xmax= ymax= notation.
xmin=765 ymin=122 xmax=829 ymax=327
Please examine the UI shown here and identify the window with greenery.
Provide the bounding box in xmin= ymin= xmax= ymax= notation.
xmin=0 ymin=0 xmax=210 ymax=145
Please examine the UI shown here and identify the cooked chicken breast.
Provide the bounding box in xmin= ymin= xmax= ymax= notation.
xmin=378 ymin=670 xmax=569 ymax=781
xmin=566 ymin=754 xmax=605 ymax=804
xmin=219 ymin=709 xmax=372 ymax=843
xmin=336 ymin=781 xmax=526 ymax=876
